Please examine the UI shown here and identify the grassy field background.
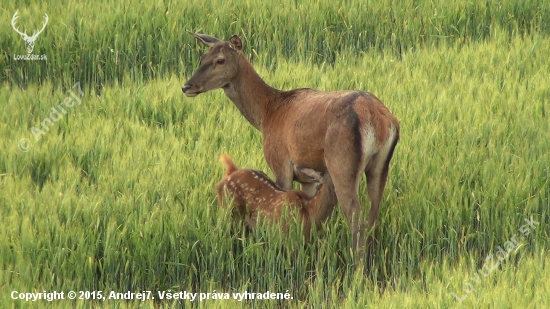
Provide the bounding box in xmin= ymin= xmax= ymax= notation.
xmin=1 ymin=0 xmax=549 ymax=308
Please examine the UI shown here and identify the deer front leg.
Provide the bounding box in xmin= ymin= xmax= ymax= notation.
xmin=266 ymin=158 xmax=294 ymax=191
xmin=273 ymin=165 xmax=294 ymax=191
xmin=264 ymin=143 xmax=294 ymax=190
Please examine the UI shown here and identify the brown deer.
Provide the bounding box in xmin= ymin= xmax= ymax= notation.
xmin=216 ymin=154 xmax=337 ymax=240
xmin=183 ymin=33 xmax=400 ymax=259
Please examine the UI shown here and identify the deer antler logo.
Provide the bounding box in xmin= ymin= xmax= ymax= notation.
xmin=11 ymin=10 xmax=49 ymax=54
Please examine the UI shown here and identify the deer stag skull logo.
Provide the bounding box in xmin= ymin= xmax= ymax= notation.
xmin=11 ymin=10 xmax=49 ymax=54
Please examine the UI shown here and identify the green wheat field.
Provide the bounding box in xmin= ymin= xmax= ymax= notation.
xmin=1 ymin=0 xmax=549 ymax=308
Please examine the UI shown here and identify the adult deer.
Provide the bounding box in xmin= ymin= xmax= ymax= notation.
xmin=182 ymin=33 xmax=400 ymax=259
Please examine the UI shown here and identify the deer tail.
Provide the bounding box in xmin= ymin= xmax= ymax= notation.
xmin=220 ymin=154 xmax=239 ymax=176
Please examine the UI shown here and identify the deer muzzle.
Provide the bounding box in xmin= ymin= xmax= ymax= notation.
xmin=181 ymin=84 xmax=202 ymax=97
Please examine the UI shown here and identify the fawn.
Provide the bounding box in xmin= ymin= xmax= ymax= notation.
xmin=216 ymin=155 xmax=337 ymax=239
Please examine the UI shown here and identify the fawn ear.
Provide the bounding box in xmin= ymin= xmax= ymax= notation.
xmin=229 ymin=35 xmax=243 ymax=51
xmin=295 ymin=167 xmax=323 ymax=183
xmin=188 ymin=32 xmax=220 ymax=47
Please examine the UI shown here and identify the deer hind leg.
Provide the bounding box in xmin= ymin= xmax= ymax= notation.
xmin=364 ymin=129 xmax=398 ymax=267
xmin=326 ymin=156 xmax=366 ymax=258
xmin=325 ymin=123 xmax=369 ymax=259
xmin=365 ymin=162 xmax=387 ymax=231
xmin=365 ymin=127 xmax=398 ymax=230
xmin=363 ymin=159 xmax=387 ymax=267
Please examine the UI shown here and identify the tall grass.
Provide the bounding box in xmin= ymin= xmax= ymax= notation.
xmin=1 ymin=0 xmax=549 ymax=308
xmin=1 ymin=0 xmax=549 ymax=89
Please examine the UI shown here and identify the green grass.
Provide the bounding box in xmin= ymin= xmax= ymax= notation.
xmin=1 ymin=0 xmax=549 ymax=308
xmin=1 ymin=0 xmax=549 ymax=87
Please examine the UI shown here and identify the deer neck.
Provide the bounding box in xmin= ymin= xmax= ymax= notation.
xmin=222 ymin=54 xmax=280 ymax=130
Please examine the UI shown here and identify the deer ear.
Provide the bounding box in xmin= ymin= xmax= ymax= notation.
xmin=188 ymin=31 xmax=220 ymax=47
xmin=295 ymin=167 xmax=323 ymax=183
xmin=229 ymin=35 xmax=243 ymax=51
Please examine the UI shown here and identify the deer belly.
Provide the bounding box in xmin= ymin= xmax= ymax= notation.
xmin=287 ymin=141 xmax=326 ymax=171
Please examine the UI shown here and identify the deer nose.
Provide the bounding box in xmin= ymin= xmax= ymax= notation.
xmin=182 ymin=84 xmax=192 ymax=93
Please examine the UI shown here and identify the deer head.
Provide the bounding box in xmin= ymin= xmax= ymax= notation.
xmin=182 ymin=32 xmax=243 ymax=97
xmin=11 ymin=10 xmax=49 ymax=54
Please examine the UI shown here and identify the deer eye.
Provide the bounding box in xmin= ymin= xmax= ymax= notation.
xmin=216 ymin=59 xmax=225 ymax=65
